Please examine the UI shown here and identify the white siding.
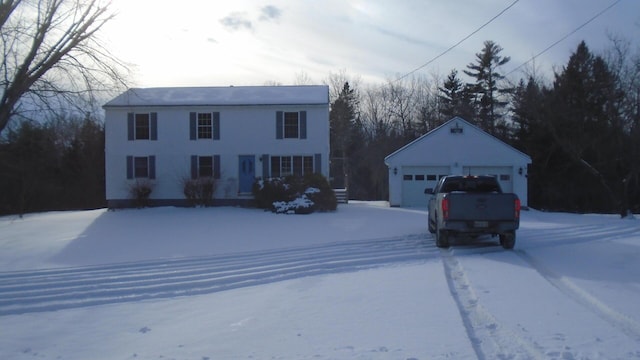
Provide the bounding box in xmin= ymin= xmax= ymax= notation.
xmin=105 ymin=101 xmax=330 ymax=203
xmin=401 ymin=166 xmax=450 ymax=208
xmin=385 ymin=117 xmax=531 ymax=207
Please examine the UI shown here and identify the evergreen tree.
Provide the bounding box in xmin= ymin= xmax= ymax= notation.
xmin=511 ymin=78 xmax=544 ymax=152
xmin=60 ymin=118 xmax=105 ymax=209
xmin=0 ymin=116 xmax=105 ymax=215
xmin=439 ymin=69 xmax=476 ymax=121
xmin=511 ymin=77 xmax=570 ymax=210
xmin=329 ymin=82 xmax=359 ymax=190
xmin=464 ymin=40 xmax=511 ymax=136
xmin=544 ymin=41 xmax=625 ymax=212
xmin=0 ymin=121 xmax=59 ymax=214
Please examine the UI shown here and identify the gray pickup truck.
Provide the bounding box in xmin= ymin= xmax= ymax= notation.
xmin=425 ymin=175 xmax=521 ymax=249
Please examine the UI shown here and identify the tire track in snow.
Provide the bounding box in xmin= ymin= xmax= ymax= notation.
xmin=0 ymin=234 xmax=436 ymax=316
xmin=516 ymin=249 xmax=640 ymax=342
xmin=440 ymin=248 xmax=544 ymax=360
xmin=519 ymin=220 xmax=640 ymax=249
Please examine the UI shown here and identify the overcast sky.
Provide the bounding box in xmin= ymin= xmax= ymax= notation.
xmin=102 ymin=0 xmax=640 ymax=88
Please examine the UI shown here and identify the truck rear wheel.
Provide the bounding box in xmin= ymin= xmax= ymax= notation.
xmin=436 ymin=229 xmax=450 ymax=248
xmin=499 ymin=231 xmax=516 ymax=249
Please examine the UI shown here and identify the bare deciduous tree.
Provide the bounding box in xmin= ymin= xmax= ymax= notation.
xmin=324 ymin=69 xmax=361 ymax=104
xmin=0 ymin=0 xmax=128 ymax=134
xmin=293 ymin=70 xmax=313 ymax=85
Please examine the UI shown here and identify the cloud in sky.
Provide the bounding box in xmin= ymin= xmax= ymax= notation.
xmin=220 ymin=12 xmax=253 ymax=31
xmin=105 ymin=0 xmax=640 ymax=88
xmin=373 ymin=25 xmax=442 ymax=48
xmin=260 ymin=5 xmax=282 ymax=22
xmin=220 ymin=5 xmax=282 ymax=32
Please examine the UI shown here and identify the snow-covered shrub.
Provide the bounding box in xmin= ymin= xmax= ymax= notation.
xmin=301 ymin=173 xmax=337 ymax=211
xmin=273 ymin=194 xmax=315 ymax=214
xmin=252 ymin=177 xmax=292 ymax=209
xmin=252 ymin=174 xmax=337 ymax=214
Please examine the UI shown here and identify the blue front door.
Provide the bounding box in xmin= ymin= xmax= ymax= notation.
xmin=239 ymin=155 xmax=255 ymax=193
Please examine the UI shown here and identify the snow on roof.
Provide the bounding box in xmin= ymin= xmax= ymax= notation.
xmin=103 ymin=85 xmax=329 ymax=108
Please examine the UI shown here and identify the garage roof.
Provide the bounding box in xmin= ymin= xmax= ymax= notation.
xmin=385 ymin=117 xmax=531 ymax=164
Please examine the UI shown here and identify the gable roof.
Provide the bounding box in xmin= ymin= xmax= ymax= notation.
xmin=103 ymin=85 xmax=329 ymax=108
xmin=385 ymin=117 xmax=531 ymax=163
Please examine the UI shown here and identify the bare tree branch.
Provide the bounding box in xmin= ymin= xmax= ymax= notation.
xmin=0 ymin=0 xmax=128 ymax=134
xmin=0 ymin=0 xmax=20 ymax=30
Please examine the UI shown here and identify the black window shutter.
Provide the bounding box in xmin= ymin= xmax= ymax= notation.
xmin=127 ymin=113 xmax=134 ymax=140
xmin=189 ymin=112 xmax=196 ymax=140
xmin=126 ymin=156 xmax=133 ymax=179
xmin=213 ymin=112 xmax=220 ymax=140
xmin=149 ymin=156 xmax=156 ymax=179
xmin=276 ymin=111 xmax=283 ymax=139
xmin=150 ymin=112 xmax=158 ymax=140
xmin=262 ymin=154 xmax=269 ymax=178
xmin=191 ymin=155 xmax=198 ymax=179
xmin=314 ymin=153 xmax=321 ymax=174
xmin=300 ymin=111 xmax=307 ymax=139
xmin=214 ymin=155 xmax=221 ymax=179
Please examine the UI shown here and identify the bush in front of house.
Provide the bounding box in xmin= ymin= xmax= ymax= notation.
xmin=301 ymin=173 xmax=338 ymax=212
xmin=252 ymin=174 xmax=337 ymax=214
xmin=252 ymin=177 xmax=291 ymax=210
xmin=272 ymin=192 xmax=315 ymax=214
xmin=183 ymin=177 xmax=218 ymax=207
xmin=129 ymin=179 xmax=154 ymax=208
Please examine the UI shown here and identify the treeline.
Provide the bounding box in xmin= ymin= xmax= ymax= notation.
xmin=1 ymin=39 xmax=638 ymax=215
xmin=329 ymin=39 xmax=640 ymax=215
xmin=0 ymin=117 xmax=105 ymax=215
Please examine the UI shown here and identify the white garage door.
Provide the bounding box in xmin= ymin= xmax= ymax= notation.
xmin=463 ymin=166 xmax=513 ymax=193
xmin=402 ymin=166 xmax=450 ymax=208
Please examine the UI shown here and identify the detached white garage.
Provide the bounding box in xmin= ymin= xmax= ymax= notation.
xmin=384 ymin=117 xmax=531 ymax=208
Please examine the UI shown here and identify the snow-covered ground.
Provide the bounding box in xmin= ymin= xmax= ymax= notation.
xmin=1 ymin=202 xmax=639 ymax=359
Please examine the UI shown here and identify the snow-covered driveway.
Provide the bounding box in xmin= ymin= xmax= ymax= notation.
xmin=0 ymin=235 xmax=434 ymax=316
xmin=1 ymin=203 xmax=639 ymax=359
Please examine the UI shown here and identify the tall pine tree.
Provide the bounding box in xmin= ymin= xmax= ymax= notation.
xmin=544 ymin=41 xmax=625 ymax=212
xmin=464 ymin=40 xmax=511 ymax=137
xmin=439 ymin=69 xmax=476 ymax=121
xmin=329 ymin=82 xmax=359 ymax=190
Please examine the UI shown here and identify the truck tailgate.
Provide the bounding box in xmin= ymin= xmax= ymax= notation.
xmin=446 ymin=193 xmax=517 ymax=221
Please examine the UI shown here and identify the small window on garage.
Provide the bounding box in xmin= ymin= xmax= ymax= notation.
xmin=500 ymin=174 xmax=510 ymax=181
xmin=426 ymin=175 xmax=437 ymax=181
xmin=415 ymin=175 xmax=425 ymax=181
xmin=439 ymin=174 xmax=448 ymax=179
xmin=403 ymin=175 xmax=413 ymax=180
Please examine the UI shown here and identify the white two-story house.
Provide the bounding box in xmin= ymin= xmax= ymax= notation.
xmin=104 ymin=85 xmax=330 ymax=208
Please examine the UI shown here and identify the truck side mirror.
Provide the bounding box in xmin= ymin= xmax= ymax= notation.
xmin=424 ymin=188 xmax=434 ymax=195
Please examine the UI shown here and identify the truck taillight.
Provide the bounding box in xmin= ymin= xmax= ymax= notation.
xmin=442 ymin=198 xmax=449 ymax=220
xmin=515 ymin=198 xmax=521 ymax=219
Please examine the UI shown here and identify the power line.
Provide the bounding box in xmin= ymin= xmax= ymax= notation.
xmin=396 ymin=0 xmax=520 ymax=82
xmin=505 ymin=0 xmax=622 ymax=77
